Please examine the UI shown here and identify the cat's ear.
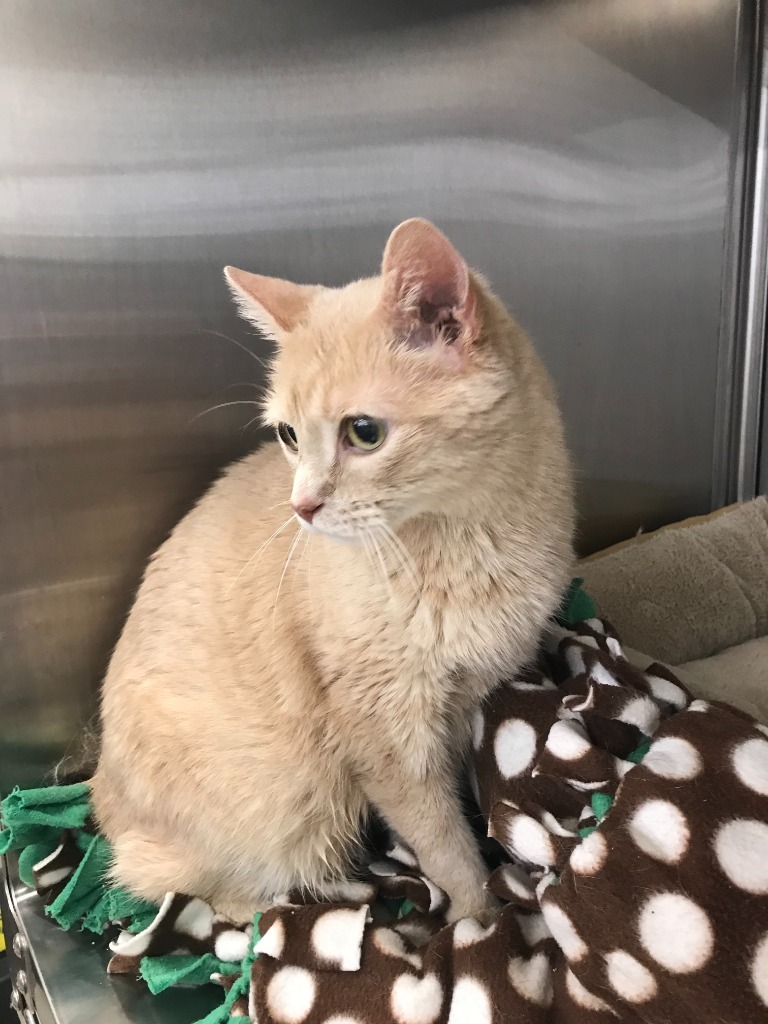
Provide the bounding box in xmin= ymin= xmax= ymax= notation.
xmin=224 ymin=267 xmax=317 ymax=340
xmin=381 ymin=218 xmax=478 ymax=355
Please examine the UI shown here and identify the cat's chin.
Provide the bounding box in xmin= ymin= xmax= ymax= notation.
xmin=299 ymin=520 xmax=364 ymax=547
xmin=321 ymin=532 xmax=365 ymax=547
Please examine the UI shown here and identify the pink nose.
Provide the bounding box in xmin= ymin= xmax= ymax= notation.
xmin=292 ymin=499 xmax=324 ymax=524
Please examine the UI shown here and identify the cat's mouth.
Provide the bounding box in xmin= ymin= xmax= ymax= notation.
xmin=294 ymin=500 xmax=404 ymax=550
xmin=295 ymin=516 xmax=364 ymax=546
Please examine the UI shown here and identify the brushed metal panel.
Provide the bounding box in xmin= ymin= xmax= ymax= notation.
xmin=714 ymin=0 xmax=767 ymax=505
xmin=0 ymin=0 xmax=744 ymax=790
xmin=2 ymin=853 xmax=219 ymax=1024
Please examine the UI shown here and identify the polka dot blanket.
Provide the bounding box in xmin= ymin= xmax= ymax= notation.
xmin=2 ymin=616 xmax=768 ymax=1023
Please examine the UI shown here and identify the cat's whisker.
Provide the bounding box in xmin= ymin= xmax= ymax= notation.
xmin=365 ymin=528 xmax=396 ymax=604
xmin=358 ymin=529 xmax=378 ymax=583
xmin=371 ymin=519 xmax=417 ymax=595
xmin=219 ymin=381 xmax=265 ymax=394
xmin=359 ymin=532 xmax=380 ymax=589
xmin=376 ymin=531 xmax=411 ymax=596
xmin=190 ymin=399 xmax=263 ymax=424
xmin=271 ymin=526 xmax=303 ymax=635
xmin=226 ymin=516 xmax=294 ymax=594
xmin=269 ymin=500 xmax=291 ymax=511
xmin=199 ymin=328 xmax=269 ymax=368
xmin=297 ymin=533 xmax=311 ymax=576
xmin=240 ymin=413 xmax=266 ymax=435
xmin=379 ymin=533 xmax=418 ymax=603
xmin=363 ymin=525 xmax=400 ymax=602
xmin=378 ymin=522 xmax=421 ymax=594
xmin=305 ymin=532 xmax=314 ymax=588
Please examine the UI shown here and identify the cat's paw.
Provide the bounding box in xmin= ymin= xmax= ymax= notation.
xmin=445 ymin=890 xmax=501 ymax=925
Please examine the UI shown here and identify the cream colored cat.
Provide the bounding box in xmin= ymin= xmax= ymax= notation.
xmin=91 ymin=218 xmax=574 ymax=923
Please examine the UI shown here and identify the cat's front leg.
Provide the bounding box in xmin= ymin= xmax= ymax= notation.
xmin=361 ymin=767 xmax=496 ymax=923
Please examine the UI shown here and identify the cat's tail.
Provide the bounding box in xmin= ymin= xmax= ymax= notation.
xmin=49 ymin=715 xmax=101 ymax=786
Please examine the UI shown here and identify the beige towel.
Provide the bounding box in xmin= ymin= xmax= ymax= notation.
xmin=677 ymin=635 xmax=768 ymax=720
xmin=623 ymin=640 xmax=768 ymax=722
xmin=579 ymin=496 xmax=768 ymax=665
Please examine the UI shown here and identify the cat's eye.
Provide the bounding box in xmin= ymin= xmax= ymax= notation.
xmin=343 ymin=416 xmax=387 ymax=452
xmin=277 ymin=422 xmax=298 ymax=452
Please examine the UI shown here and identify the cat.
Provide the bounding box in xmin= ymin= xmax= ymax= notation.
xmin=90 ymin=218 xmax=574 ymax=924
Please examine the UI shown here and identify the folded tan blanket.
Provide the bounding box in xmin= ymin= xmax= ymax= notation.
xmin=579 ymin=497 xmax=768 ymax=665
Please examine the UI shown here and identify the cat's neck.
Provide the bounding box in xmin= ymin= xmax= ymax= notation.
xmin=405 ymin=504 xmax=531 ymax=556
xmin=312 ymin=507 xmax=537 ymax=604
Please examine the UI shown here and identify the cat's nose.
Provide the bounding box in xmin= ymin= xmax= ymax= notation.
xmin=292 ymin=499 xmax=324 ymax=524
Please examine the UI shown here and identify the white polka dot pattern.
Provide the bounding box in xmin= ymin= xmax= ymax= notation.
xmin=311 ymin=908 xmax=368 ymax=971
xmin=715 ymin=819 xmax=768 ymax=893
xmin=569 ymin=830 xmax=608 ymax=875
xmin=589 ymin=661 xmax=621 ymax=689
xmin=646 ymin=673 xmax=688 ymax=710
xmin=390 ymin=973 xmax=443 ymax=1024
xmin=688 ymin=699 xmax=711 ymax=712
xmin=512 ymin=679 xmax=557 ymax=691
xmin=628 ymin=800 xmax=689 ymax=864
xmin=507 ymin=952 xmax=553 ymax=1006
xmin=638 ymin=893 xmax=714 ymax=973
xmin=214 ymin=927 xmax=251 ymax=963
xmin=494 ymin=718 xmax=538 ymax=779
xmin=516 ymin=912 xmax=551 ymax=948
xmin=541 ymin=904 xmax=587 ymax=962
xmin=491 ymin=863 xmax=536 ymax=904
xmin=565 ymin=968 xmax=612 ymax=1012
xmin=109 ymin=891 xmax=176 ymax=959
xmin=387 ymin=842 xmax=418 ymax=868
xmin=732 ymin=737 xmax=768 ymax=796
xmin=266 ymin=966 xmax=316 ymax=1023
xmin=618 ymin=696 xmax=660 ymax=733
xmin=605 ymin=950 xmax=658 ymax=1003
xmin=255 ymin=919 xmax=285 ymax=960
xmin=545 ymin=720 xmax=591 ymax=761
xmin=446 ymin=977 xmax=492 ymax=1024
xmin=373 ymin=928 xmax=422 ymax=969
xmin=452 ymin=918 xmax=495 ymax=949
xmin=643 ymin=736 xmax=702 ymax=780
xmin=174 ymin=898 xmax=214 ymax=940
xmin=752 ymin=933 xmax=768 ymax=1006
xmin=506 ymin=815 xmax=556 ymax=867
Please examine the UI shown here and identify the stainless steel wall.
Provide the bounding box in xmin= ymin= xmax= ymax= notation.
xmin=0 ymin=0 xmax=750 ymax=788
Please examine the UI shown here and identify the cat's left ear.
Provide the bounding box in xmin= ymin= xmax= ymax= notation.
xmin=380 ymin=218 xmax=479 ymax=356
xmin=224 ymin=267 xmax=318 ymax=341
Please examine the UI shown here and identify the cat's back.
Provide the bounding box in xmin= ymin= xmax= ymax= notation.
xmin=106 ymin=442 xmax=295 ymax=673
xmin=180 ymin=441 xmax=292 ymax=553
xmin=149 ymin=441 xmax=290 ymax=580
xmin=99 ymin=439 xmax=314 ymax=790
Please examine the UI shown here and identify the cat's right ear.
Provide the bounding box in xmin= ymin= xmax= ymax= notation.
xmin=224 ymin=267 xmax=317 ymax=341
xmin=380 ymin=219 xmax=479 ymax=360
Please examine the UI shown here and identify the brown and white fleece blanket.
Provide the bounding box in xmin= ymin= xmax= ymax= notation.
xmin=26 ymin=620 xmax=768 ymax=1023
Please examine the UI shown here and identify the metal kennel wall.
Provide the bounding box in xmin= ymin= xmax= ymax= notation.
xmin=1 ymin=0 xmax=766 ymax=1019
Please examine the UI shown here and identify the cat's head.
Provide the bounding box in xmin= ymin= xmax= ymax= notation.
xmin=224 ymin=218 xmax=521 ymax=543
